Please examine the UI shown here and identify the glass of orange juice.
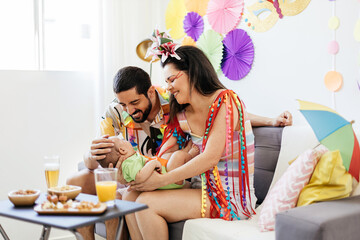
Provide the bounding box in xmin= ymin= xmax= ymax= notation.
xmin=94 ymin=168 xmax=117 ymax=207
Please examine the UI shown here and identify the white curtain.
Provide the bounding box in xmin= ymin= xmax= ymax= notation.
xmin=95 ymin=0 xmax=168 ymax=126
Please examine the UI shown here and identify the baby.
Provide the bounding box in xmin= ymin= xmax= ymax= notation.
xmin=97 ymin=136 xmax=199 ymax=189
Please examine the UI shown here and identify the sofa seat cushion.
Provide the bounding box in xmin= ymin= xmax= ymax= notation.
xmin=182 ymin=209 xmax=275 ymax=240
xmin=276 ymin=195 xmax=360 ymax=240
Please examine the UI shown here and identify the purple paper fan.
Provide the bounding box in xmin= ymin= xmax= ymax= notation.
xmin=183 ymin=12 xmax=204 ymax=42
xmin=221 ymin=29 xmax=254 ymax=80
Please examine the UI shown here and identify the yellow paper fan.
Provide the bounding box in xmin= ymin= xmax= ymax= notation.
xmin=182 ymin=36 xmax=196 ymax=46
xmin=184 ymin=0 xmax=209 ymax=17
xmin=165 ymin=0 xmax=187 ymax=39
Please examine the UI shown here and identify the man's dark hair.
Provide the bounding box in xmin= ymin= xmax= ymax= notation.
xmin=113 ymin=66 xmax=152 ymax=96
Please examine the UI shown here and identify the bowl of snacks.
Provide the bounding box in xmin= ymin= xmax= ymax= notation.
xmin=8 ymin=189 xmax=41 ymax=206
xmin=47 ymin=185 xmax=81 ymax=200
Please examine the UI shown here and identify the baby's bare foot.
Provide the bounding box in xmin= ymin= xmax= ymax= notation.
xmin=188 ymin=144 xmax=200 ymax=158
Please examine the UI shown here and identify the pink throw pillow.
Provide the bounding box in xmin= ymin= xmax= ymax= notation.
xmin=258 ymin=145 xmax=328 ymax=231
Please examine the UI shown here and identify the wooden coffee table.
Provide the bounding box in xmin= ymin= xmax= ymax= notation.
xmin=0 ymin=193 xmax=147 ymax=240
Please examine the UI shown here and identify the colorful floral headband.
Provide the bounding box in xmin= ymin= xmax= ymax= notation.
xmin=145 ymin=29 xmax=181 ymax=63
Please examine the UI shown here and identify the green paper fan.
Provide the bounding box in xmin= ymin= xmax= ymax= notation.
xmin=196 ymin=30 xmax=224 ymax=72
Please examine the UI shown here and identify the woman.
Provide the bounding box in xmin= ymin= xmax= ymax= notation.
xmin=122 ymin=44 xmax=257 ymax=240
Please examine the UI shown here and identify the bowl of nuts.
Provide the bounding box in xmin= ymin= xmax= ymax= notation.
xmin=47 ymin=185 xmax=81 ymax=200
xmin=8 ymin=189 xmax=41 ymax=207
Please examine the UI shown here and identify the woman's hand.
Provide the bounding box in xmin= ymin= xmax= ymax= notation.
xmin=273 ymin=111 xmax=292 ymax=127
xmin=128 ymin=171 xmax=164 ymax=192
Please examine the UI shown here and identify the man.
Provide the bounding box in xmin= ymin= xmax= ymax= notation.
xmin=67 ymin=66 xmax=171 ymax=194
xmin=66 ymin=66 xmax=173 ymax=240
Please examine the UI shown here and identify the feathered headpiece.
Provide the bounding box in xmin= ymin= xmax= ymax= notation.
xmin=145 ymin=29 xmax=181 ymax=63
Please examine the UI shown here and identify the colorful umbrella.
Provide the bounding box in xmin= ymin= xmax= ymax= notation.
xmin=298 ymin=100 xmax=360 ymax=181
xmin=165 ymin=0 xmax=187 ymax=39
xmin=196 ymin=29 xmax=223 ymax=72
xmin=221 ymin=28 xmax=254 ymax=80
xmin=184 ymin=0 xmax=209 ymax=16
xmin=183 ymin=12 xmax=204 ymax=42
xmin=207 ymin=0 xmax=244 ymax=34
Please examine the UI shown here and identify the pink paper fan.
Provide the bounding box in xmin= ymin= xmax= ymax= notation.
xmin=221 ymin=29 xmax=254 ymax=80
xmin=183 ymin=12 xmax=204 ymax=42
xmin=207 ymin=0 xmax=244 ymax=35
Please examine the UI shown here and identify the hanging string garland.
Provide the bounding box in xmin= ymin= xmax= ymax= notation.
xmin=324 ymin=0 xmax=343 ymax=110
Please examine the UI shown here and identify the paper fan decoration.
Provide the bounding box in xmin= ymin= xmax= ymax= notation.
xmin=183 ymin=12 xmax=204 ymax=42
xmin=197 ymin=30 xmax=224 ymax=72
xmin=165 ymin=0 xmax=187 ymax=39
xmin=182 ymin=36 xmax=196 ymax=46
xmin=221 ymin=29 xmax=254 ymax=80
xmin=207 ymin=0 xmax=244 ymax=35
xmin=184 ymin=0 xmax=210 ymax=16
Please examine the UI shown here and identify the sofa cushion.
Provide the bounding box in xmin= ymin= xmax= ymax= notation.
xmin=183 ymin=211 xmax=275 ymax=240
xmin=253 ymin=127 xmax=283 ymax=205
xmin=297 ymin=150 xmax=352 ymax=206
xmin=258 ymin=145 xmax=328 ymax=231
xmin=276 ymin=195 xmax=360 ymax=240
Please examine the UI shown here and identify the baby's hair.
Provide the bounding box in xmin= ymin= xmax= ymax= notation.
xmin=97 ymin=138 xmax=121 ymax=168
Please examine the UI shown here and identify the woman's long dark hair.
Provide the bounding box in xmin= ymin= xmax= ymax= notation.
xmin=161 ymin=46 xmax=226 ymax=123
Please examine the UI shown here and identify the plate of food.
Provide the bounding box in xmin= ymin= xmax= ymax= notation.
xmin=47 ymin=185 xmax=81 ymax=199
xmin=34 ymin=194 xmax=107 ymax=215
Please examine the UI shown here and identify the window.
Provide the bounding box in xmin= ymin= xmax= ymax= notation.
xmin=0 ymin=0 xmax=99 ymax=71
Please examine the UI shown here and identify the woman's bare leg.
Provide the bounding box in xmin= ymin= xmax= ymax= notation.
xmin=122 ymin=190 xmax=143 ymax=240
xmin=135 ymin=188 xmax=210 ymax=240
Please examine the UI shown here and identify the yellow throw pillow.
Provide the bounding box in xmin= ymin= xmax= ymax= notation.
xmin=297 ymin=150 xmax=353 ymax=207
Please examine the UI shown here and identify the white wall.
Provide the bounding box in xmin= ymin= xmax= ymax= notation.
xmin=139 ymin=0 xmax=360 ymax=133
xmin=222 ymin=0 xmax=360 ymax=132
xmin=0 ymin=70 xmax=96 ymax=239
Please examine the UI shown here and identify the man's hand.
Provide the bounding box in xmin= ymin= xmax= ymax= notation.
xmin=84 ymin=135 xmax=114 ymax=169
xmin=273 ymin=111 xmax=292 ymax=127
xmin=89 ymin=135 xmax=114 ymax=161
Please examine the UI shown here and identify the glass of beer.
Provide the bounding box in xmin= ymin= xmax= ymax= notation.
xmin=44 ymin=155 xmax=60 ymax=188
xmin=94 ymin=168 xmax=117 ymax=207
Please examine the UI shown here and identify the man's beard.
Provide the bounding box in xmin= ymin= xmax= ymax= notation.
xmin=131 ymin=98 xmax=152 ymax=123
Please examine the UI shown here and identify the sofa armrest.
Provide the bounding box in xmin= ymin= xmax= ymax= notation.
xmin=275 ymin=195 xmax=360 ymax=240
